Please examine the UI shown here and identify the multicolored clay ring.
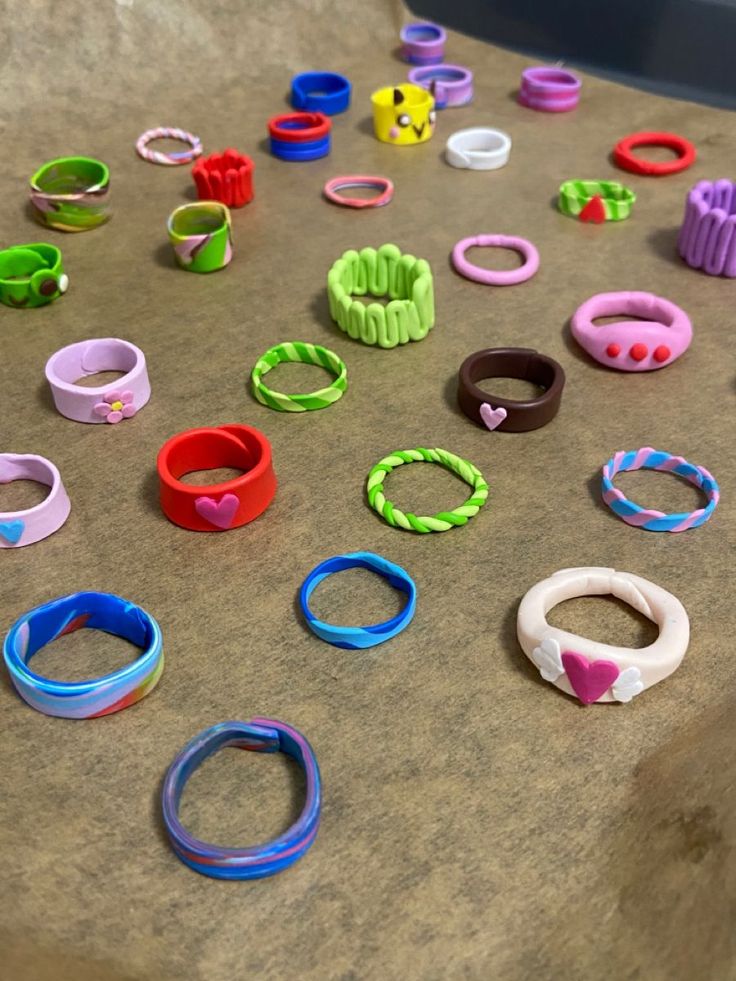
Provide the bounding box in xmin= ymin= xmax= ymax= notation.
xmin=251 ymin=341 xmax=348 ymax=412
xmin=323 ymin=176 xmax=394 ymax=209
xmin=519 ymin=67 xmax=581 ymax=112
xmin=161 ymin=718 xmax=321 ymax=879
xmin=300 ymin=552 xmax=417 ymax=648
xmin=3 ymin=592 xmax=163 ymax=718
xmin=136 ymin=126 xmax=203 ymax=165
xmin=29 ymin=156 xmax=110 ymax=232
xmin=678 ymin=178 xmax=736 ymax=277
xmin=407 ymin=64 xmax=473 ymax=107
xmin=0 ymin=243 xmax=68 ymax=308
xmin=601 ymin=447 xmax=719 ymax=533
xmin=367 ymin=447 xmax=488 ymax=533
xmin=167 ymin=202 xmax=232 ymax=273
xmin=558 ymin=180 xmax=636 ymax=223
xmin=400 ymin=21 xmax=446 ymax=65
xmin=327 ymin=244 xmax=434 ymax=348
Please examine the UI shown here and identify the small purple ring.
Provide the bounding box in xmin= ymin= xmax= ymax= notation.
xmin=519 ymin=66 xmax=581 ymax=112
xmin=400 ymin=22 xmax=446 ymax=65
xmin=407 ymin=64 xmax=473 ymax=108
xmin=678 ymin=179 xmax=736 ymax=277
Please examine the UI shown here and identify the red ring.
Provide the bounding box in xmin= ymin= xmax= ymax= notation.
xmin=267 ymin=112 xmax=331 ymax=143
xmin=157 ymin=425 xmax=277 ymax=532
xmin=613 ymin=131 xmax=696 ymax=176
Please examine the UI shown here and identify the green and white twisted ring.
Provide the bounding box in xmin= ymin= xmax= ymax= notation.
xmin=251 ymin=341 xmax=348 ymax=412
xmin=366 ymin=447 xmax=489 ymax=533
xmin=327 ymin=243 xmax=435 ymax=349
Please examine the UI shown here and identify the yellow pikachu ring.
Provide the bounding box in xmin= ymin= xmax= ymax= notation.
xmin=371 ymin=84 xmax=435 ymax=146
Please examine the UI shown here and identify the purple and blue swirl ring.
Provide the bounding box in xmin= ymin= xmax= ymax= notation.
xmin=407 ymin=65 xmax=473 ymax=108
xmin=162 ymin=719 xmax=321 ymax=879
xmin=300 ymin=551 xmax=416 ymax=649
xmin=3 ymin=592 xmax=163 ymax=718
xmin=400 ymin=22 xmax=446 ymax=65
xmin=601 ymin=447 xmax=720 ymax=533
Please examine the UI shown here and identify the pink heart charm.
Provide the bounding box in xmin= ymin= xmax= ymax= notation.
xmin=479 ymin=402 xmax=508 ymax=431
xmin=194 ymin=493 xmax=239 ymax=529
xmin=561 ymin=651 xmax=620 ymax=704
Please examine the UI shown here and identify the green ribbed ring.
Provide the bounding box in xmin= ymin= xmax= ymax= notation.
xmin=251 ymin=341 xmax=348 ymax=412
xmin=366 ymin=447 xmax=489 ymax=533
xmin=327 ymin=243 xmax=435 ymax=349
xmin=558 ymin=179 xmax=636 ymax=221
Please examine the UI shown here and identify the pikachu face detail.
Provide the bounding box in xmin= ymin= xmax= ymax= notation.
xmin=371 ymin=84 xmax=436 ymax=145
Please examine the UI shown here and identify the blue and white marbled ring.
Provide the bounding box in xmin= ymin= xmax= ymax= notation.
xmin=299 ymin=551 xmax=416 ymax=649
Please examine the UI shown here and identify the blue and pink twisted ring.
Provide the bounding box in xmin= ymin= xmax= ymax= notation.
xmin=601 ymin=447 xmax=719 ymax=533
xmin=162 ymin=718 xmax=321 ymax=879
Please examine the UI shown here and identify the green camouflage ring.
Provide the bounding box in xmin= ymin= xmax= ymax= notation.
xmin=366 ymin=447 xmax=489 ymax=533
xmin=251 ymin=341 xmax=348 ymax=412
xmin=558 ymin=179 xmax=636 ymax=222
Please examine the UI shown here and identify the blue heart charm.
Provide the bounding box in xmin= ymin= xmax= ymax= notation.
xmin=0 ymin=520 xmax=24 ymax=544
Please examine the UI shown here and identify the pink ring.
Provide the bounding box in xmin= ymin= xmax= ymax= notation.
xmin=451 ymin=234 xmax=540 ymax=286
xmin=323 ymin=175 xmax=394 ymax=209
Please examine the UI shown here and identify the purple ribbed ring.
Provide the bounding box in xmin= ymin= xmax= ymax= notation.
xmin=407 ymin=64 xmax=473 ymax=107
xmin=678 ymin=179 xmax=736 ymax=277
xmin=400 ymin=22 xmax=446 ymax=65
xmin=519 ymin=67 xmax=581 ymax=112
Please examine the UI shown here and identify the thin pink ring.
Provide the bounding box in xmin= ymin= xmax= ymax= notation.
xmin=451 ymin=234 xmax=540 ymax=286
xmin=323 ymin=175 xmax=394 ymax=209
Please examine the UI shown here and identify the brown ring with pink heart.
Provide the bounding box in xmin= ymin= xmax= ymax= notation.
xmin=516 ymin=567 xmax=690 ymax=704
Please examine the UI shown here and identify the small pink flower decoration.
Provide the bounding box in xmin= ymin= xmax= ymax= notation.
xmin=93 ymin=390 xmax=136 ymax=424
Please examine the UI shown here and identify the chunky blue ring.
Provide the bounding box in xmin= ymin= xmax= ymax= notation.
xmin=300 ymin=551 xmax=416 ymax=649
xmin=3 ymin=592 xmax=164 ymax=718
xmin=291 ymin=71 xmax=351 ymax=115
xmin=270 ymin=135 xmax=331 ymax=161
xmin=162 ymin=718 xmax=321 ymax=879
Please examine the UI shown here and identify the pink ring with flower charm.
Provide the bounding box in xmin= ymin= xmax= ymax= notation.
xmin=45 ymin=338 xmax=151 ymax=425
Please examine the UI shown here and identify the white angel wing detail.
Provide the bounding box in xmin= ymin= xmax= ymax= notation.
xmin=531 ymin=637 xmax=564 ymax=682
xmin=611 ymin=666 xmax=644 ymax=703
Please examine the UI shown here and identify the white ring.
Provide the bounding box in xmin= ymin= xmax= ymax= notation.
xmin=517 ymin=567 xmax=689 ymax=704
xmin=445 ymin=127 xmax=511 ymax=170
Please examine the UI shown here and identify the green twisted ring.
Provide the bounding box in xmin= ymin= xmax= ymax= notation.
xmin=366 ymin=447 xmax=489 ymax=533
xmin=251 ymin=341 xmax=348 ymax=412
xmin=327 ymin=244 xmax=435 ymax=349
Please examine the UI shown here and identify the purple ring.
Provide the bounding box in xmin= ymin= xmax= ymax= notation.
xmin=400 ymin=22 xmax=446 ymax=65
xmin=407 ymin=64 xmax=473 ymax=108
xmin=519 ymin=66 xmax=581 ymax=113
xmin=678 ymin=179 xmax=736 ymax=277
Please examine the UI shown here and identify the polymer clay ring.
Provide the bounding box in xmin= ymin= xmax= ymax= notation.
xmin=0 ymin=244 xmax=68 ymax=308
xmin=367 ymin=447 xmax=488 ymax=533
xmin=291 ymin=71 xmax=351 ymax=115
xmin=371 ymin=85 xmax=436 ymax=146
xmin=136 ymin=126 xmax=203 ymax=165
xmin=268 ymin=112 xmax=331 ymax=161
xmin=518 ymin=66 xmax=581 ymax=112
xmin=613 ymin=131 xmax=696 ymax=176
xmin=558 ymin=179 xmax=636 ymax=223
xmin=29 ymin=156 xmax=110 ymax=232
xmin=678 ymin=179 xmax=736 ymax=276
xmin=327 ymin=244 xmax=434 ymax=348
xmin=157 ymin=425 xmax=277 ymax=532
xmin=323 ymin=176 xmax=394 ymax=209
xmin=601 ymin=447 xmax=719 ymax=533
xmin=251 ymin=342 xmax=347 ymax=412
xmin=457 ymin=348 xmax=565 ymax=432
xmin=400 ymin=21 xmax=446 ymax=65
xmin=300 ymin=552 xmax=416 ymax=649
xmin=167 ymin=202 xmax=232 ymax=273
xmin=192 ymin=150 xmax=254 ymax=208
xmin=0 ymin=453 xmax=70 ymax=548
xmin=3 ymin=592 xmax=163 ymax=717
xmin=517 ymin=567 xmax=689 ymax=704
xmin=407 ymin=65 xmax=473 ymax=108
xmin=45 ymin=338 xmax=151 ymax=424
xmin=452 ymin=234 xmax=539 ymax=285
xmin=445 ymin=128 xmax=511 ymax=170
xmin=571 ymin=291 xmax=692 ymax=371
xmin=162 ymin=718 xmax=320 ymax=879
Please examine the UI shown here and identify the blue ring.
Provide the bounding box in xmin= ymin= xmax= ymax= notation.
xmin=3 ymin=592 xmax=163 ymax=718
xmin=162 ymin=718 xmax=320 ymax=879
xmin=299 ymin=551 xmax=416 ymax=649
xmin=291 ymin=72 xmax=351 ymax=115
xmin=270 ymin=135 xmax=331 ymax=161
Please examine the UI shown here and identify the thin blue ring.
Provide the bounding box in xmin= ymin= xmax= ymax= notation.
xmin=299 ymin=551 xmax=417 ymax=649
xmin=291 ymin=72 xmax=351 ymax=115
xmin=270 ymin=135 xmax=331 ymax=161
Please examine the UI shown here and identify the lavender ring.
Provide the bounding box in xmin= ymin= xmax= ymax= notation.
xmin=45 ymin=338 xmax=150 ymax=425
xmin=407 ymin=65 xmax=473 ymax=108
xmin=519 ymin=66 xmax=581 ymax=112
xmin=678 ymin=179 xmax=736 ymax=277
xmin=400 ymin=22 xmax=446 ymax=65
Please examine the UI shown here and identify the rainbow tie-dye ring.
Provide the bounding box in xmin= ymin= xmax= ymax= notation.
xmin=162 ymin=719 xmax=321 ymax=879
xmin=3 ymin=592 xmax=163 ymax=718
